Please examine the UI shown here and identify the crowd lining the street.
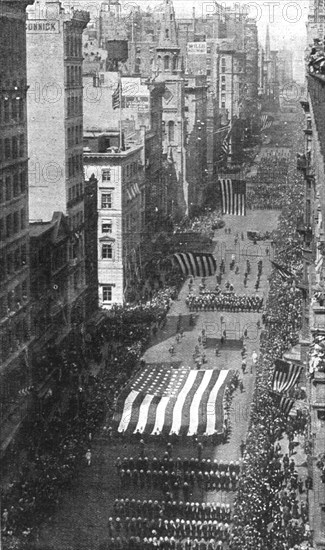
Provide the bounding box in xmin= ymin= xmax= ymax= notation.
xmin=230 ymin=120 xmax=311 ymax=550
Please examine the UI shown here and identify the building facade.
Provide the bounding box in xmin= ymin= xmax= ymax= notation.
xmin=0 ymin=0 xmax=34 ymax=457
xmin=84 ymin=133 xmax=145 ymax=306
xmin=299 ymin=11 xmax=325 ymax=545
xmin=27 ymin=0 xmax=89 ymax=333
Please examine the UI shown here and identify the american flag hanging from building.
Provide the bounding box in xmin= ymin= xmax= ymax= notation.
xmin=260 ymin=114 xmax=274 ymax=132
xmin=271 ymin=261 xmax=296 ymax=281
xmin=112 ymin=78 xmax=121 ymax=110
xmin=269 ymin=390 xmax=295 ymax=416
xmin=221 ymin=125 xmax=231 ymax=156
xmin=219 ymin=179 xmax=246 ymax=216
xmin=271 ymin=359 xmax=303 ymax=393
xmin=113 ymin=365 xmax=232 ymax=436
xmin=172 ymin=252 xmax=217 ymax=277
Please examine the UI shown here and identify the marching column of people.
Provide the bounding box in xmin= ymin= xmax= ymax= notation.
xmin=116 ymin=455 xmax=240 ymax=494
xmin=104 ymin=450 xmax=237 ymax=549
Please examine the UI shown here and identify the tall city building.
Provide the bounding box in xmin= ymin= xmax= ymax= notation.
xmin=299 ymin=6 xmax=325 ymax=547
xmin=0 ymin=0 xmax=34 ymax=455
xmin=27 ymin=0 xmax=89 ymax=331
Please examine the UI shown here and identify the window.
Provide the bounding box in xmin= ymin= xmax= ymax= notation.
xmin=165 ymin=29 xmax=169 ymax=38
xmin=101 ymin=192 xmax=112 ymax=209
xmin=221 ymin=84 xmax=226 ymax=91
xmin=5 ymin=138 xmax=11 ymax=159
xmin=19 ymin=134 xmax=24 ymax=157
xmin=18 ymin=98 xmax=24 ymax=121
xmin=20 ymin=208 xmax=26 ymax=230
xmin=13 ymin=211 xmax=19 ymax=234
xmin=6 ymin=214 xmax=12 ymax=238
xmin=12 ymin=136 xmax=18 ymax=159
xmin=102 ymin=243 xmax=113 ymax=259
xmin=5 ymin=176 xmax=11 ymax=201
xmin=20 ymin=170 xmax=26 ymax=193
xmin=102 ymin=221 xmax=112 ymax=233
xmin=168 ymin=120 xmax=175 ymax=142
xmin=13 ymin=174 xmax=19 ymax=197
xmin=135 ymin=58 xmax=141 ymax=73
xmin=12 ymin=98 xmax=18 ymax=121
xmin=102 ymin=169 xmax=111 ymax=182
xmin=4 ymin=99 xmax=9 ymax=122
xmin=102 ymin=285 xmax=113 ymax=302
xmin=221 ymin=76 xmax=226 ymax=82
xmin=164 ymin=55 xmax=170 ymax=70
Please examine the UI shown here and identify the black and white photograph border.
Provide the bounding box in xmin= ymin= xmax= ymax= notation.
xmin=0 ymin=0 xmax=324 ymax=549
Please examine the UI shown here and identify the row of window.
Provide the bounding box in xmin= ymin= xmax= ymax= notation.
xmin=0 ymin=280 xmax=28 ymax=316
xmin=66 ymin=65 xmax=82 ymax=87
xmin=68 ymin=181 xmax=83 ymax=203
xmin=122 ymin=162 xmax=139 ymax=180
xmin=65 ymin=34 xmax=82 ymax=59
xmin=0 ymin=78 xmax=25 ymax=93
xmin=0 ymin=169 xmax=26 ymax=203
xmin=0 ymin=135 xmax=25 ymax=162
xmin=68 ymin=210 xmax=84 ymax=231
xmin=0 ymin=243 xmax=27 ymax=283
xmin=0 ymin=96 xmax=24 ymax=125
xmin=68 ymin=153 xmax=83 ymax=178
xmin=0 ymin=318 xmax=29 ymax=363
xmin=0 ymin=208 xmax=26 ymax=241
xmin=67 ymin=125 xmax=83 ymax=148
xmin=67 ymin=94 xmax=82 ymax=118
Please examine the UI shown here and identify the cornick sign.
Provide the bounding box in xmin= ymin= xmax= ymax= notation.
xmin=26 ymin=20 xmax=60 ymax=33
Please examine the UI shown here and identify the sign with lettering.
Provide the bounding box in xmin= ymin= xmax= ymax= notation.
xmin=26 ymin=20 xmax=60 ymax=33
xmin=187 ymin=42 xmax=207 ymax=55
xmin=122 ymin=96 xmax=149 ymax=112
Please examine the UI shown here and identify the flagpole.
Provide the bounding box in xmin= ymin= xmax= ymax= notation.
xmin=118 ymin=69 xmax=123 ymax=151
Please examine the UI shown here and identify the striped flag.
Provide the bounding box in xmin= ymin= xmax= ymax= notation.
xmin=272 ymin=359 xmax=303 ymax=393
xmin=221 ymin=126 xmax=231 ymax=156
xmin=112 ymin=78 xmax=121 ymax=110
xmin=269 ymin=390 xmax=295 ymax=415
xmin=271 ymin=261 xmax=296 ymax=281
xmin=261 ymin=114 xmax=274 ymax=131
xmin=113 ymin=365 xmax=232 ymax=436
xmin=219 ymin=179 xmax=246 ymax=216
xmin=172 ymin=252 xmax=217 ymax=277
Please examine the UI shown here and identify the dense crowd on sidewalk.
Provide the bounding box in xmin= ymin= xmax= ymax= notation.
xmin=246 ymin=153 xmax=291 ymax=210
xmin=229 ymin=123 xmax=311 ymax=550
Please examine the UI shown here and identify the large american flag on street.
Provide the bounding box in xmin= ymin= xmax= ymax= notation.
xmin=172 ymin=252 xmax=217 ymax=278
xmin=219 ymin=179 xmax=246 ymax=216
xmin=113 ymin=365 xmax=232 ymax=436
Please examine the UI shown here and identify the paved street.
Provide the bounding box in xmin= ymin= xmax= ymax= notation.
xmin=35 ymin=209 xmax=279 ymax=550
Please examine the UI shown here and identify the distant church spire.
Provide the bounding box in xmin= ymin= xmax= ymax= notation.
xmin=158 ymin=0 xmax=179 ymax=48
xmin=156 ymin=0 xmax=180 ymax=75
